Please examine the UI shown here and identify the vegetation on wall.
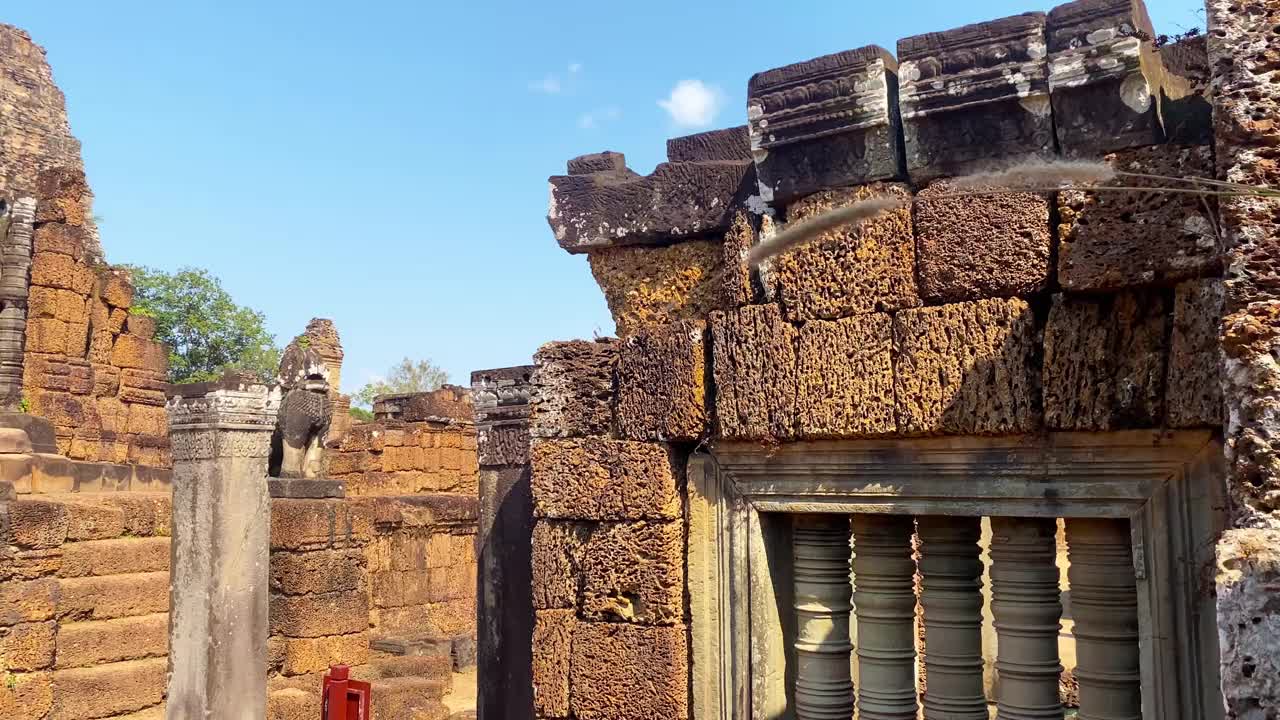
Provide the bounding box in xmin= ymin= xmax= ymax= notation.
xmin=128 ymin=265 xmax=281 ymax=384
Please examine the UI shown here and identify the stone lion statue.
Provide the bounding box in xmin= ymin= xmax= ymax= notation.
xmin=268 ymin=341 xmax=332 ymax=478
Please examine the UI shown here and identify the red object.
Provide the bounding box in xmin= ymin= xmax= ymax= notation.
xmin=322 ymin=664 xmax=371 ymax=720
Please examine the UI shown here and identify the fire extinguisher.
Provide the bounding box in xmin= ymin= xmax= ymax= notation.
xmin=321 ymin=665 xmax=371 ymax=720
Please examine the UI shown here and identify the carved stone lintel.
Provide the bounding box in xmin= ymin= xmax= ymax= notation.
xmin=918 ymin=516 xmax=988 ymax=720
xmin=747 ymin=46 xmax=903 ymax=205
xmin=1047 ymin=0 xmax=1166 ymax=155
xmin=547 ymin=127 xmax=756 ymax=253
xmin=898 ymin=13 xmax=1055 ymax=181
xmin=793 ymin=514 xmax=855 ymax=719
xmin=1065 ymin=518 xmax=1141 ymax=720
xmin=990 ymin=517 xmax=1064 ymax=720
xmin=852 ymin=514 xmax=919 ymax=720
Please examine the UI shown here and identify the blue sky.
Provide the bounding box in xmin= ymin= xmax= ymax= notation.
xmin=6 ymin=0 xmax=1204 ymax=394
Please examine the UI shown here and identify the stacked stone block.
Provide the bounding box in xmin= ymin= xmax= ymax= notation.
xmin=528 ymin=340 xmax=690 ymax=720
xmin=1 ymin=491 xmax=172 ymax=719
xmin=329 ymin=414 xmax=478 ymax=496
xmin=535 ymin=1 xmax=1235 ymax=714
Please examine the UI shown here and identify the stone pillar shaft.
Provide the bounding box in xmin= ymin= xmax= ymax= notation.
xmin=793 ymin=514 xmax=855 ymax=719
xmin=165 ymin=375 xmax=280 ymax=720
xmin=853 ymin=514 xmax=919 ymax=720
xmin=990 ymin=517 xmax=1064 ymax=720
xmin=918 ymin=516 xmax=988 ymax=720
xmin=1065 ymin=518 xmax=1141 ymax=720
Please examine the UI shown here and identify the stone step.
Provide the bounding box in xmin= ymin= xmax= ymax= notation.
xmin=371 ymin=632 xmax=476 ymax=671
xmin=366 ymin=654 xmax=452 ymax=681
xmin=370 ymin=676 xmax=449 ymax=720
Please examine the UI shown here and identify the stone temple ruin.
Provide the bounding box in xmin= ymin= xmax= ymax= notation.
xmin=0 ymin=25 xmax=482 ymax=720
xmin=5 ymin=0 xmax=1280 ymax=717
xmin=505 ymin=0 xmax=1280 ymax=718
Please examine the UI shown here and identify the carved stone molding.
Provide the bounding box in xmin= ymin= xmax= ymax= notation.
xmin=688 ymin=431 xmax=1225 ymax=720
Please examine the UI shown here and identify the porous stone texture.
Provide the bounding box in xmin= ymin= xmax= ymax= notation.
xmin=530 ymin=340 xmax=617 ymax=440
xmin=531 ymin=520 xmax=585 ymax=611
xmin=894 ymin=298 xmax=1040 ymax=435
xmin=615 ymin=320 xmax=707 ymax=442
xmin=579 ymin=520 xmax=683 ymax=625
xmin=796 ymin=314 xmax=896 ymax=438
xmin=1215 ymin=529 xmax=1280 ymax=720
xmin=747 ymin=46 xmax=903 ymax=205
xmin=532 ymin=610 xmax=575 ymax=718
xmin=1168 ymin=279 xmax=1224 ymax=428
xmin=529 ymin=438 xmax=679 ymax=521
xmin=1057 ymin=145 xmax=1219 ymax=291
xmin=569 ymin=622 xmax=689 ymax=720
xmin=770 ymin=183 xmax=917 ymax=322
xmin=1208 ymin=0 xmax=1280 ymax=529
xmin=327 ymin=420 xmax=479 ymax=496
xmin=897 ymin=12 xmax=1054 ymax=181
xmin=913 ymin=182 xmax=1051 ymax=303
xmin=547 ymin=128 xmax=755 ymax=253
xmin=709 ymin=304 xmax=798 ymax=440
xmin=588 ymin=240 xmax=727 ymax=339
xmin=1043 ymin=291 xmax=1169 ymax=430
xmin=720 ymin=211 xmax=756 ymax=308
xmin=1159 ymin=35 xmax=1212 ymax=146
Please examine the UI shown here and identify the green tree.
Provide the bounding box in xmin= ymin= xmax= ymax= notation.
xmin=355 ymin=357 xmax=450 ymax=407
xmin=128 ymin=266 xmax=281 ymax=384
xmin=348 ymin=406 xmax=374 ymax=422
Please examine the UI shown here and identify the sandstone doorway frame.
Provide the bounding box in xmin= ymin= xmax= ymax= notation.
xmin=687 ymin=431 xmax=1226 ymax=720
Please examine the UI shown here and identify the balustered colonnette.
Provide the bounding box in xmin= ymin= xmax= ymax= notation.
xmin=790 ymin=514 xmax=1141 ymax=720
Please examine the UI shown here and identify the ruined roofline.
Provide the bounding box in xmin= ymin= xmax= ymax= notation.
xmin=546 ymin=0 xmax=1208 ymax=253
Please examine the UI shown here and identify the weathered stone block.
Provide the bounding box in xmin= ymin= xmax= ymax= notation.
xmin=1058 ymin=145 xmax=1218 ymax=290
xmin=49 ymin=657 xmax=167 ymax=720
xmin=0 ymin=670 xmax=52 ymax=718
xmin=271 ymin=499 xmax=370 ymax=551
xmin=580 ymin=520 xmax=683 ymax=625
xmin=58 ymin=537 xmax=169 ymax=578
xmin=588 ymin=239 xmax=733 ymax=338
xmin=569 ymin=622 xmax=689 ymax=720
xmin=269 ymin=591 xmax=369 ymax=638
xmin=9 ymin=499 xmax=68 ymax=549
xmin=533 ymin=610 xmax=575 ymax=718
xmin=27 ymin=286 xmax=87 ymax=324
xmin=56 ymin=572 xmax=169 ymax=621
xmin=747 ymin=46 xmax=903 ymax=205
xmin=530 ymin=438 xmax=679 ymax=521
xmin=547 ymin=129 xmax=755 ymax=253
xmin=615 ymin=320 xmax=707 ymax=441
xmin=270 ymin=548 xmax=365 ymax=596
xmin=0 ymin=621 xmax=55 ymax=671
xmin=0 ymin=578 xmax=59 ymax=625
xmin=54 ymin=613 xmax=168 ymax=669
xmin=1167 ymin=279 xmax=1224 ymax=428
xmin=898 ymin=12 xmax=1054 ymax=181
xmin=30 ymin=252 xmax=94 ymax=294
xmin=1043 ymin=291 xmax=1169 ymax=429
xmin=33 ymin=223 xmax=90 ymax=257
xmin=914 ymin=181 xmax=1052 ymax=302
xmin=771 ymin=183 xmax=917 ymax=321
xmin=531 ymin=520 xmax=584 ymax=610
xmin=1214 ymin=528 xmax=1280 ymax=720
xmin=1159 ymin=35 xmax=1212 ymax=146
xmin=111 ymin=334 xmax=168 ymax=372
xmin=894 ymin=298 xmax=1041 ymax=434
xmin=101 ymin=272 xmax=133 ymax=309
xmin=710 ymin=303 xmax=798 ymax=440
xmin=278 ymin=633 xmax=370 ymax=676
xmin=796 ymin=313 xmax=896 ymax=437
xmin=1046 ymin=0 xmax=1166 ymax=155
xmin=62 ymin=500 xmax=125 ymax=541
xmin=530 ymin=339 xmax=618 ymax=439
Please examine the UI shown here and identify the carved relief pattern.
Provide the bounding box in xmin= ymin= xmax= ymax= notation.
xmin=0 ymin=196 xmax=34 ymax=406
xmin=170 ymin=428 xmax=273 ymax=461
xmin=748 ymin=48 xmax=895 ymax=150
xmin=166 ymin=386 xmax=282 ymax=432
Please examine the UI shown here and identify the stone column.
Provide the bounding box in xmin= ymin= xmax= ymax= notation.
xmin=0 ymin=196 xmax=33 ymax=408
xmin=990 ymin=517 xmax=1063 ymax=720
xmin=165 ymin=374 xmax=280 ymax=720
xmin=852 ymin=514 xmax=919 ymax=720
xmin=793 ymin=514 xmax=854 ymax=719
xmin=918 ymin=516 xmax=987 ymax=720
xmin=472 ymin=366 xmax=535 ymax=720
xmin=1065 ymin=518 xmax=1140 ymax=720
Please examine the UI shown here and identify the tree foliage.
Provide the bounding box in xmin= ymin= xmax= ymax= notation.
xmin=348 ymin=406 xmax=374 ymax=422
xmin=355 ymin=357 xmax=450 ymax=407
xmin=128 ymin=266 xmax=281 ymax=384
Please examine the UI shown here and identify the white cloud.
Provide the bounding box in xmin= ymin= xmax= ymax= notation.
xmin=529 ymin=74 xmax=562 ymax=94
xmin=578 ymin=106 xmax=621 ymax=130
xmin=658 ymin=79 xmax=723 ymax=128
